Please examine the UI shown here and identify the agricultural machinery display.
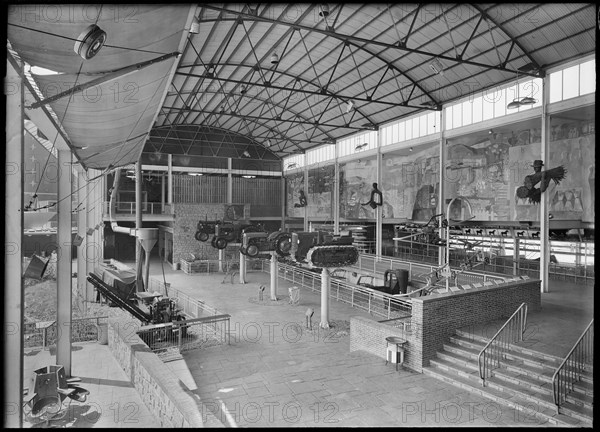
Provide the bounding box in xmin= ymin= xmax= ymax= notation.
xmin=195 ymin=219 xmax=264 ymax=249
xmin=240 ymin=230 xmax=292 ymax=258
xmin=290 ymin=231 xmax=359 ymax=268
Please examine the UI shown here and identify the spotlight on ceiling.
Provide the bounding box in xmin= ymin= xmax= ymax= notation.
xmin=519 ymin=96 xmax=537 ymax=105
xmin=346 ymin=100 xmax=354 ymax=113
xmin=319 ymin=5 xmax=330 ymax=17
xmin=420 ymin=100 xmax=437 ymax=108
xmin=488 ymin=129 xmax=494 ymax=135
xmin=270 ymin=52 xmax=279 ymax=64
xmin=429 ymin=58 xmax=444 ymax=76
xmin=242 ymin=150 xmax=251 ymax=158
xmin=189 ymin=17 xmax=200 ymax=34
xmin=409 ymin=147 xmax=413 ymax=152
xmin=517 ymin=62 xmax=537 ymax=73
xmin=507 ymin=99 xmax=521 ymax=109
xmin=74 ymin=24 xmax=106 ymax=60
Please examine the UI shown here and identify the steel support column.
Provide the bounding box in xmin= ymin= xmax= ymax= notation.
xmin=56 ymin=149 xmax=73 ymax=376
xmin=4 ymin=57 xmax=25 ymax=428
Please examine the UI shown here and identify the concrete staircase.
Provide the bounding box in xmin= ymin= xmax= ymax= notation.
xmin=422 ymin=329 xmax=593 ymax=427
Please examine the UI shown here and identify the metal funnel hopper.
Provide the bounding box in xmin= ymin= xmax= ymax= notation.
xmin=136 ymin=228 xmax=158 ymax=253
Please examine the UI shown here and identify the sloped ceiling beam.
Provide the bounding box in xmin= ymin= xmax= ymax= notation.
xmin=202 ymin=4 xmax=543 ymax=78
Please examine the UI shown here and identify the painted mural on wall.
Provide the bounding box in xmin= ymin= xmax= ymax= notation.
xmin=444 ymin=129 xmax=537 ymax=221
xmin=339 ymin=158 xmax=377 ymax=219
xmin=379 ymin=144 xmax=440 ymax=221
xmin=509 ymin=126 xmax=594 ymax=223
xmin=285 ymin=172 xmax=305 ymax=218
xmin=307 ymin=165 xmax=334 ymax=219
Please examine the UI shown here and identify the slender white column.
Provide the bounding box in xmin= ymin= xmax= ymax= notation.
xmin=270 ymin=253 xmax=278 ymax=300
xmin=540 ymin=79 xmax=550 ymax=293
xmin=56 ymin=149 xmax=73 ymax=376
xmin=239 ymin=252 xmax=247 ymax=284
xmin=4 ymin=57 xmax=25 ymax=427
xmin=77 ymin=170 xmax=87 ymax=312
xmin=168 ymin=154 xmax=173 ymax=205
xmin=376 ymin=131 xmax=382 ymax=257
xmin=320 ymin=268 xmax=330 ymax=328
xmin=135 ymin=162 xmax=143 ymax=291
xmin=438 ymin=109 xmax=446 ymax=267
xmin=227 ymin=158 xmax=233 ymax=204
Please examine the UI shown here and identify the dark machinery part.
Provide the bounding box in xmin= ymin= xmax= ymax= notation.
xmin=205 ymin=221 xmax=263 ymax=250
xmin=241 ymin=231 xmax=292 ymax=258
xmin=87 ymin=272 xmax=185 ymax=332
xmin=291 ymin=231 xmax=359 ymax=268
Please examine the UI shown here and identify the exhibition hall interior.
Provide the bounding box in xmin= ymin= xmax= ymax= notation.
xmin=4 ymin=3 xmax=594 ymax=428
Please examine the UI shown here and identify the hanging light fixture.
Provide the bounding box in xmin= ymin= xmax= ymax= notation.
xmin=270 ymin=52 xmax=279 ymax=64
xmin=74 ymin=24 xmax=106 ymax=60
xmin=319 ymin=5 xmax=330 ymax=17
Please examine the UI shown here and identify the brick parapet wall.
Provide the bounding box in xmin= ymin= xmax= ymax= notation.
xmin=350 ymin=316 xmax=420 ymax=371
xmin=350 ymin=279 xmax=541 ymax=373
xmin=108 ymin=312 xmax=204 ymax=427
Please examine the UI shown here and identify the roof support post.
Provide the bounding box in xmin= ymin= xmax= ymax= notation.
xmin=540 ymin=78 xmax=550 ymax=293
xmin=4 ymin=56 xmax=25 ymax=428
xmin=56 ymin=148 xmax=73 ymax=376
xmin=438 ymin=109 xmax=447 ymax=268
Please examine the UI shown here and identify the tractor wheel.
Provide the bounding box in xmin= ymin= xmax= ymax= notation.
xmin=246 ymin=244 xmax=259 ymax=257
xmin=195 ymin=231 xmax=209 ymax=242
xmin=215 ymin=237 xmax=228 ymax=249
xmin=275 ymin=233 xmax=292 ymax=256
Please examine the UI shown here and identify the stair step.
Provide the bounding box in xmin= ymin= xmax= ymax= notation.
xmin=572 ymin=379 xmax=594 ymax=397
xmin=442 ymin=342 xmax=480 ymax=360
xmin=559 ymin=400 xmax=594 ymax=424
xmin=566 ymin=390 xmax=594 ymax=410
xmin=451 ymin=333 xmax=563 ymax=371
xmin=435 ymin=350 xmax=479 ymax=371
xmin=422 ymin=366 xmax=582 ymax=426
xmin=483 ymin=374 xmax=557 ymax=411
xmin=492 ymin=367 xmax=554 ymax=396
xmin=429 ymin=357 xmax=481 ymax=382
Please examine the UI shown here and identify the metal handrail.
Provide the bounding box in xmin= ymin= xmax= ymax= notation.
xmin=552 ymin=319 xmax=594 ymax=413
xmin=477 ymin=302 xmax=528 ymax=386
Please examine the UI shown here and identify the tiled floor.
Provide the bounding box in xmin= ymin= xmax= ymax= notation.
xmin=22 ymin=343 xmax=157 ymax=428
xmin=21 ymin=258 xmax=593 ymax=428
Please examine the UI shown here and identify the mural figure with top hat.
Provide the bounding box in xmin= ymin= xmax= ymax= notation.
xmin=516 ymin=160 xmax=567 ymax=204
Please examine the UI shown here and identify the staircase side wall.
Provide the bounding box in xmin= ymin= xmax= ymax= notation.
xmin=413 ymin=280 xmax=541 ymax=369
xmin=350 ymin=279 xmax=541 ymax=373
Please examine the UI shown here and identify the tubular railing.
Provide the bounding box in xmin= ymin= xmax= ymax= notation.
xmin=24 ymin=316 xmax=108 ymax=349
xmin=355 ymin=253 xmax=507 ymax=285
xmin=137 ymin=314 xmax=231 ymax=361
xmin=148 ymin=276 xmax=223 ymax=318
xmin=552 ymin=319 xmax=594 ymax=413
xmin=275 ymin=262 xmax=412 ymax=320
xmin=477 ymin=303 xmax=528 ymax=386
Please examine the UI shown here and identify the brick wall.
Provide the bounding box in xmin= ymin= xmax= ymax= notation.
xmin=172 ymin=203 xmax=224 ymax=264
xmin=350 ymin=317 xmax=421 ymax=371
xmin=350 ymin=279 xmax=541 ymax=372
xmin=108 ymin=313 xmax=204 ymax=427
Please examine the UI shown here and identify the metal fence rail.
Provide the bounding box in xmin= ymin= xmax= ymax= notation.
xmin=148 ymin=276 xmax=222 ymax=318
xmin=275 ymin=263 xmax=412 ymax=320
xmin=24 ymin=316 xmax=108 ymax=349
xmin=478 ymin=303 xmax=528 ymax=386
xmin=137 ymin=314 xmax=231 ymax=361
xmin=355 ymin=253 xmax=507 ymax=285
xmin=552 ymin=319 xmax=594 ymax=413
